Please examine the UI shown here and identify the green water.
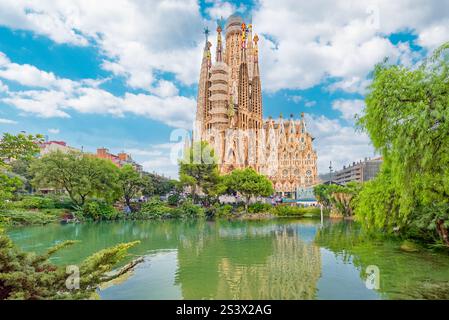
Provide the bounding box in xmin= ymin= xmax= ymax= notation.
xmin=7 ymin=219 xmax=449 ymax=300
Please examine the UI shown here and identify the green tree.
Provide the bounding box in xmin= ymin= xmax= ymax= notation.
xmin=0 ymin=227 xmax=139 ymax=300
xmin=141 ymin=173 xmax=175 ymax=196
xmin=0 ymin=133 xmax=43 ymax=205
xmin=0 ymin=133 xmax=43 ymax=168
xmin=119 ymin=164 xmax=144 ymax=210
xmin=314 ymin=182 xmax=361 ymax=217
xmin=30 ymin=151 xmax=120 ymax=208
xmin=223 ymin=168 xmax=274 ymax=212
xmin=179 ymin=141 xmax=221 ymax=205
xmin=357 ymin=42 xmax=449 ymax=246
xmin=0 ymin=174 xmax=22 ymax=208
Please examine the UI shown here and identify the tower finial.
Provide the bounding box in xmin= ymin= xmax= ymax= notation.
xmin=204 ymin=27 xmax=210 ymax=43
xmin=253 ymin=34 xmax=259 ymax=62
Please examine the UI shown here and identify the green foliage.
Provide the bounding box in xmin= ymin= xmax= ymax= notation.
xmin=271 ymin=205 xmax=317 ymax=217
xmin=30 ymin=151 xmax=120 ymax=207
xmin=134 ymin=198 xmax=205 ymax=220
xmin=77 ymin=201 xmax=123 ymax=221
xmin=0 ymin=133 xmax=44 ymax=169
xmin=314 ymin=182 xmax=361 ymax=217
xmin=167 ymin=193 xmax=180 ymax=206
xmin=136 ymin=197 xmax=174 ymax=219
xmin=214 ymin=204 xmax=234 ymax=218
xmin=248 ymin=202 xmax=272 ymax=214
xmin=142 ymin=173 xmax=176 ymax=197
xmin=0 ymin=228 xmax=139 ymax=300
xmin=223 ymin=168 xmax=274 ymax=211
xmin=13 ymin=196 xmax=55 ymax=210
xmin=354 ymin=169 xmax=400 ymax=232
xmin=0 ymin=174 xmax=23 ymax=208
xmin=179 ymin=141 xmax=222 ymax=205
xmin=118 ymin=164 xmax=144 ymax=209
xmin=356 ymin=42 xmax=449 ymax=246
xmin=0 ymin=210 xmax=60 ymax=226
xmin=176 ymin=200 xmax=205 ymax=218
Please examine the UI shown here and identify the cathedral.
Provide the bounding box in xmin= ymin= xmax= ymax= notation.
xmin=194 ymin=14 xmax=318 ymax=198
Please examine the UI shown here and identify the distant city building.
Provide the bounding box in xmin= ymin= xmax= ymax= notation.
xmin=39 ymin=140 xmax=79 ymax=156
xmin=39 ymin=141 xmax=143 ymax=172
xmin=333 ymin=157 xmax=383 ymax=185
xmin=95 ymin=148 xmax=143 ymax=172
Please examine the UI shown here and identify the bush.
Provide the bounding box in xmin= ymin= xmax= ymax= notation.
xmin=77 ymin=201 xmax=123 ymax=221
xmin=136 ymin=197 xmax=174 ymax=219
xmin=178 ymin=200 xmax=205 ymax=218
xmin=0 ymin=210 xmax=59 ymax=226
xmin=215 ymin=204 xmax=234 ymax=218
xmin=272 ymin=205 xmax=316 ymax=217
xmin=167 ymin=193 xmax=180 ymax=206
xmin=248 ymin=202 xmax=272 ymax=214
xmin=14 ymin=196 xmax=55 ymax=210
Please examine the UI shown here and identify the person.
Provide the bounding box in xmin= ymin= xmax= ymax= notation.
xmin=124 ymin=205 xmax=131 ymax=215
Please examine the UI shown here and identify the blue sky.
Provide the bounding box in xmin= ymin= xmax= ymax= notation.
xmin=0 ymin=0 xmax=448 ymax=177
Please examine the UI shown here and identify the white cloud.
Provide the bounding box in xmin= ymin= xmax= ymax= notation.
xmin=0 ymin=51 xmax=195 ymax=128
xmin=0 ymin=0 xmax=206 ymax=91
xmin=287 ymin=95 xmax=303 ymax=104
xmin=149 ymin=80 xmax=179 ymax=98
xmin=332 ymin=99 xmax=365 ymax=122
xmin=0 ymin=1 xmax=447 ymax=95
xmin=306 ymin=114 xmax=376 ymax=174
xmin=327 ymin=77 xmax=371 ymax=95
xmin=48 ymin=128 xmax=60 ymax=134
xmin=417 ymin=25 xmax=449 ymax=50
xmin=0 ymin=79 xmax=8 ymax=92
xmin=0 ymin=118 xmax=17 ymax=124
xmin=305 ymin=101 xmax=316 ymax=108
xmin=206 ymin=0 xmax=239 ymax=20
xmin=253 ymin=0 xmax=449 ymax=92
xmin=127 ymin=143 xmax=182 ymax=178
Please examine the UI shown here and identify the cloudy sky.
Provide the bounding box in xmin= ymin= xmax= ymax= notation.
xmin=0 ymin=0 xmax=448 ymax=178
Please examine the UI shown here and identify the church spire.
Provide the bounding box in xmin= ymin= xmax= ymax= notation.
xmin=251 ymin=34 xmax=262 ymax=119
xmin=195 ymin=27 xmax=212 ymax=137
xmin=238 ymin=22 xmax=250 ymax=118
xmin=216 ymin=24 xmax=223 ymax=62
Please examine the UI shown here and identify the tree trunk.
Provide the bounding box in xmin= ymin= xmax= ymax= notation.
xmin=125 ymin=197 xmax=132 ymax=211
xmin=436 ymin=219 xmax=449 ymax=247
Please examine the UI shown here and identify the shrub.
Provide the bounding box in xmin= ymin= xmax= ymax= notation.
xmin=178 ymin=200 xmax=205 ymax=218
xmin=272 ymin=205 xmax=309 ymax=217
xmin=136 ymin=197 xmax=174 ymax=219
xmin=77 ymin=201 xmax=123 ymax=221
xmin=167 ymin=193 xmax=180 ymax=206
xmin=0 ymin=210 xmax=59 ymax=226
xmin=248 ymin=202 xmax=272 ymax=214
xmin=215 ymin=204 xmax=234 ymax=218
xmin=14 ymin=196 xmax=55 ymax=210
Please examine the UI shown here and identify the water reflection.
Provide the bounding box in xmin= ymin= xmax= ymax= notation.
xmin=7 ymin=219 xmax=449 ymax=300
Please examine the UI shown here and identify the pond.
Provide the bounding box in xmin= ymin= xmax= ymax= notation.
xmin=7 ymin=218 xmax=449 ymax=300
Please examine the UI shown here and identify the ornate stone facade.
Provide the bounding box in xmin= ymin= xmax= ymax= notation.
xmin=194 ymin=14 xmax=318 ymax=196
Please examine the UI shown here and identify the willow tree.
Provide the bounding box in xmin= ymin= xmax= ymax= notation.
xmin=357 ymin=43 xmax=449 ymax=246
